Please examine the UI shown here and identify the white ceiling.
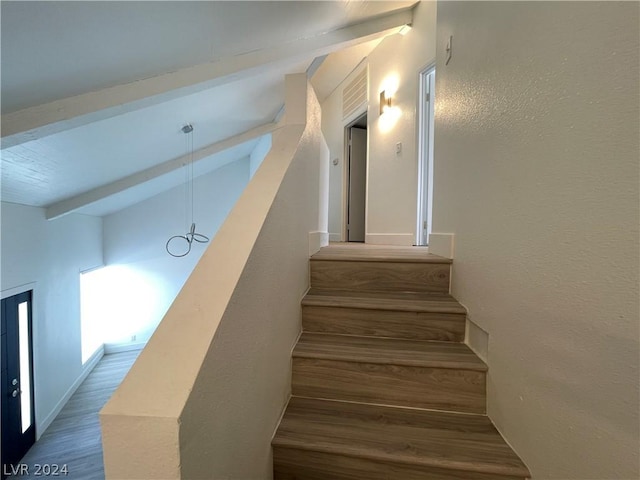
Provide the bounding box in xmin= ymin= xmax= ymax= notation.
xmin=0 ymin=1 xmax=414 ymax=218
xmin=1 ymin=58 xmax=307 ymax=208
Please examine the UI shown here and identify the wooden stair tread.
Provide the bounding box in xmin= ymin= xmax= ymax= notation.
xmin=303 ymin=289 xmax=467 ymax=314
xmin=294 ymin=333 xmax=487 ymax=371
xmin=273 ymin=397 xmax=530 ymax=478
xmin=311 ymin=244 xmax=452 ymax=264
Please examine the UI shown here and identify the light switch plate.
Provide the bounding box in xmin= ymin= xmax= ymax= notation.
xmin=446 ymin=35 xmax=453 ymax=65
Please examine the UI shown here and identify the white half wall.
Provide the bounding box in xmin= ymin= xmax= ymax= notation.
xmin=101 ymin=159 xmax=250 ymax=345
xmin=0 ymin=203 xmax=103 ymax=436
xmin=433 ymin=2 xmax=639 ymax=478
xmin=180 ymin=90 xmax=328 ymax=478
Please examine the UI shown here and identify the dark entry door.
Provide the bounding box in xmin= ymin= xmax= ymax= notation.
xmin=1 ymin=291 xmax=35 ymax=476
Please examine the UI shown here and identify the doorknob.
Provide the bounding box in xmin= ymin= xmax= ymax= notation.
xmin=12 ymin=378 xmax=18 ymax=386
xmin=12 ymin=389 xmax=20 ymax=398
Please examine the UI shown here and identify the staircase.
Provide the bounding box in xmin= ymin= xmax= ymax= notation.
xmin=272 ymin=243 xmax=530 ymax=480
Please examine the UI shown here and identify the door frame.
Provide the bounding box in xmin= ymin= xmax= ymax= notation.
xmin=1 ymin=287 xmax=36 ymax=473
xmin=416 ymin=63 xmax=436 ymax=246
xmin=342 ymin=109 xmax=368 ymax=242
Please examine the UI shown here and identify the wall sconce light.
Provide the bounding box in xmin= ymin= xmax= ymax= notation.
xmin=380 ymin=90 xmax=392 ymax=115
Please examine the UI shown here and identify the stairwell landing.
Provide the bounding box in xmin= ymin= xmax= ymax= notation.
xmin=272 ymin=243 xmax=530 ymax=479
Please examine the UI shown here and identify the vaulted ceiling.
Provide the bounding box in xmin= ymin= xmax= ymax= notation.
xmin=1 ymin=1 xmax=415 ymax=218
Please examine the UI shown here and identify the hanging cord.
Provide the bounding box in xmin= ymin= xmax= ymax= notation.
xmin=184 ymin=127 xmax=190 ymax=233
xmin=166 ymin=124 xmax=210 ymax=257
xmin=190 ymin=126 xmax=195 ymax=227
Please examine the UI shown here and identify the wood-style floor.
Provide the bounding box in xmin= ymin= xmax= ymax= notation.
xmin=15 ymin=351 xmax=139 ymax=480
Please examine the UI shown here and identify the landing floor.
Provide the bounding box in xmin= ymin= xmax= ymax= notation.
xmin=319 ymin=242 xmax=447 ymax=263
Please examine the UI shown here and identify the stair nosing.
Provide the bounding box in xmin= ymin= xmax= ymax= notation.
xmin=292 ymin=350 xmax=487 ymax=371
xmin=293 ymin=333 xmax=488 ymax=372
xmin=289 ymin=395 xmax=488 ymax=416
xmin=272 ymin=437 xmax=530 ymax=478
xmin=302 ymin=293 xmax=467 ymax=314
xmin=310 ymin=255 xmax=453 ymax=264
xmin=299 ymin=331 xmax=465 ymax=344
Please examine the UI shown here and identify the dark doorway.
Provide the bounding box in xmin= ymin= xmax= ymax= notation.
xmin=1 ymin=290 xmax=35 ymax=477
xmin=346 ymin=113 xmax=367 ymax=242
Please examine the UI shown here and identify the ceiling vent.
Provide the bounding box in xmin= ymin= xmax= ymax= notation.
xmin=342 ymin=66 xmax=368 ymax=120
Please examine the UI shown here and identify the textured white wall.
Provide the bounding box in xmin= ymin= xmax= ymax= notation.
xmin=365 ymin=0 xmax=436 ymax=244
xmin=433 ymin=2 xmax=639 ymax=478
xmin=101 ymin=159 xmax=250 ymax=344
xmin=0 ymin=203 xmax=103 ymax=435
xmin=180 ymin=83 xmax=327 ymax=479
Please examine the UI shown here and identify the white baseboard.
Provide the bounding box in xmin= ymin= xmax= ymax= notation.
xmin=37 ymin=345 xmax=105 ymax=438
xmin=365 ymin=233 xmax=414 ymax=246
xmin=465 ymin=317 xmax=489 ymax=364
xmin=309 ymin=231 xmax=329 ymax=256
xmin=328 ymin=233 xmax=342 ymax=242
xmin=428 ymin=232 xmax=455 ymax=259
xmin=104 ymin=342 xmax=146 ymax=354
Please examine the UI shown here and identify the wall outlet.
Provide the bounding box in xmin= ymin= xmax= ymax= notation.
xmin=395 ymin=142 xmax=402 ymax=155
xmin=131 ymin=335 xmax=136 ymax=342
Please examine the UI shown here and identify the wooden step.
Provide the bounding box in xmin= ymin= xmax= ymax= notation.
xmin=310 ymin=259 xmax=450 ymax=293
xmin=302 ymin=289 xmax=466 ymax=342
xmin=310 ymin=245 xmax=451 ymax=294
xmin=292 ymin=333 xmax=487 ymax=414
xmin=273 ymin=397 xmax=531 ymax=480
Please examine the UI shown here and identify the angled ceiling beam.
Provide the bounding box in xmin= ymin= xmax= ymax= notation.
xmin=2 ymin=7 xmax=413 ymax=149
xmin=45 ymin=122 xmax=278 ymax=220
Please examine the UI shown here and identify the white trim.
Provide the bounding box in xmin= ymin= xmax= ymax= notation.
xmin=465 ymin=317 xmax=489 ymax=364
xmin=269 ymin=327 xmax=305 ymax=443
xmin=365 ymin=233 xmax=414 ymax=246
xmin=328 ymin=233 xmax=342 ymax=242
xmin=308 ymin=231 xmax=329 ymax=256
xmin=416 ymin=64 xmax=436 ymax=246
xmin=79 ymin=264 xmax=106 ymax=275
xmin=428 ymin=232 xmax=455 ymax=259
xmin=103 ymin=342 xmax=146 ymax=355
xmin=37 ymin=345 xmax=104 ymax=439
